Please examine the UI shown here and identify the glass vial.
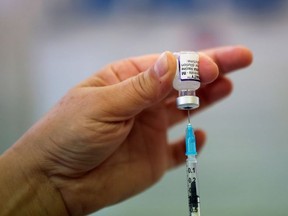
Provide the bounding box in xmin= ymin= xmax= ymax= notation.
xmin=173 ymin=51 xmax=200 ymax=110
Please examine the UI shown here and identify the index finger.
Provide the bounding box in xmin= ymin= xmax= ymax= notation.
xmin=131 ymin=45 xmax=253 ymax=73
xmin=129 ymin=45 xmax=252 ymax=81
xmin=202 ymin=45 xmax=253 ymax=74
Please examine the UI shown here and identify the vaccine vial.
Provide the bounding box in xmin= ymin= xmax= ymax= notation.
xmin=173 ymin=51 xmax=200 ymax=110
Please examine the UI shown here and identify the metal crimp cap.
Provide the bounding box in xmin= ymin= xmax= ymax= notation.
xmin=176 ymin=95 xmax=199 ymax=110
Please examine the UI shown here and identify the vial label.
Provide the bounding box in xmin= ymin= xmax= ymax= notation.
xmin=178 ymin=52 xmax=200 ymax=82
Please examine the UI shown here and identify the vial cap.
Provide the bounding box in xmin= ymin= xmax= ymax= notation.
xmin=176 ymin=95 xmax=199 ymax=110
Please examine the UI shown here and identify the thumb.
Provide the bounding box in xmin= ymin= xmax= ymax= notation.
xmin=100 ymin=51 xmax=176 ymax=119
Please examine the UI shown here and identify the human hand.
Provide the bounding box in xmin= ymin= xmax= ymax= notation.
xmin=3 ymin=46 xmax=252 ymax=215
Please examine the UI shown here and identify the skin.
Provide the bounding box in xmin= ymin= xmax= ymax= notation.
xmin=0 ymin=46 xmax=253 ymax=215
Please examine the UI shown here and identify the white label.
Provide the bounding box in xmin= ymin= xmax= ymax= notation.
xmin=179 ymin=52 xmax=200 ymax=81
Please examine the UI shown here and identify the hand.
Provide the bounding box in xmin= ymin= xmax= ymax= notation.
xmin=3 ymin=46 xmax=252 ymax=215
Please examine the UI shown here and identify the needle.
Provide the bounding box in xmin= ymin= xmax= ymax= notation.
xmin=187 ymin=110 xmax=191 ymax=124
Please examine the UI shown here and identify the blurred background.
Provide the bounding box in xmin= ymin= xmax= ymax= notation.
xmin=1 ymin=0 xmax=288 ymax=215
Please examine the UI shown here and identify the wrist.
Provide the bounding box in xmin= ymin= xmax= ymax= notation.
xmin=0 ymin=137 xmax=68 ymax=216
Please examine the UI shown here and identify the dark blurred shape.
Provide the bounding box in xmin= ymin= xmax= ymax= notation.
xmin=154 ymin=0 xmax=196 ymax=9
xmin=232 ymin=0 xmax=286 ymax=13
xmin=49 ymin=0 xmax=288 ymax=20
xmin=72 ymin=0 xmax=113 ymax=14
xmin=70 ymin=0 xmax=215 ymax=14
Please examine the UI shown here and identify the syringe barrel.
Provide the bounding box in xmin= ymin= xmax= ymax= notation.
xmin=186 ymin=155 xmax=200 ymax=216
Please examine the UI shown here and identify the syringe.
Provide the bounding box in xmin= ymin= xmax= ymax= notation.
xmin=185 ymin=115 xmax=201 ymax=216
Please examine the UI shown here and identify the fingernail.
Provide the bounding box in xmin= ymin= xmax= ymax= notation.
xmin=154 ymin=52 xmax=168 ymax=77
